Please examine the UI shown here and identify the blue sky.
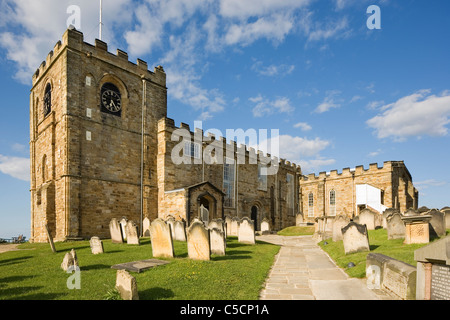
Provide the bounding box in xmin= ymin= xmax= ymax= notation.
xmin=0 ymin=0 xmax=449 ymax=239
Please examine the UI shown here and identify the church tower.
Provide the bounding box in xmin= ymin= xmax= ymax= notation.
xmin=30 ymin=27 xmax=167 ymax=242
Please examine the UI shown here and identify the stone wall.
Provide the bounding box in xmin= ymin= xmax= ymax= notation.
xmin=300 ymin=161 xmax=418 ymax=224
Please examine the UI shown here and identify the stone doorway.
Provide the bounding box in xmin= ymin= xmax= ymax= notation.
xmin=251 ymin=206 xmax=259 ymax=231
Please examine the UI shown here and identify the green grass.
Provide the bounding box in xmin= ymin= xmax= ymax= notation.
xmin=0 ymin=237 xmax=280 ymax=300
xmin=318 ymin=229 xmax=450 ymax=279
xmin=277 ymin=226 xmax=315 ymax=236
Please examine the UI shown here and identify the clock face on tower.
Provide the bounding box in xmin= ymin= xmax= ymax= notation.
xmin=100 ymin=83 xmax=122 ymax=116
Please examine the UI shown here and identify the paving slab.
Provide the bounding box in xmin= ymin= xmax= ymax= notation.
xmin=111 ymin=259 xmax=169 ymax=273
xmin=257 ymin=235 xmax=395 ymax=300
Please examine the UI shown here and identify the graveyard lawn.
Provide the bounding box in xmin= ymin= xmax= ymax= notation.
xmin=319 ymin=228 xmax=450 ymax=279
xmin=277 ymin=226 xmax=315 ymax=236
xmin=0 ymin=237 xmax=279 ymax=300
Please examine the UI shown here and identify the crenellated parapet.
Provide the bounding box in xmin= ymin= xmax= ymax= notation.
xmin=32 ymin=27 xmax=166 ymax=88
xmin=157 ymin=117 xmax=301 ymax=173
xmin=302 ymin=161 xmax=404 ymax=181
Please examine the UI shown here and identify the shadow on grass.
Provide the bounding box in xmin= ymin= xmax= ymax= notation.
xmin=81 ymin=264 xmax=111 ymax=271
xmin=0 ymin=256 xmax=33 ymax=267
xmin=139 ymin=287 xmax=174 ymax=300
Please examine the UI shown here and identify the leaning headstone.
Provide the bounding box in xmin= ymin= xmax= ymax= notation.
xmin=428 ymin=209 xmax=446 ymax=238
xmin=61 ymin=249 xmax=78 ymax=271
xmin=230 ymin=217 xmax=240 ymax=236
xmin=238 ymin=217 xmax=255 ymax=245
xmin=332 ymin=215 xmax=350 ymax=242
xmin=142 ymin=217 xmax=151 ymax=237
xmin=149 ymin=219 xmax=174 ymax=258
xmin=119 ymin=217 xmax=128 ymax=241
xmin=90 ymin=236 xmax=104 ymax=254
xmin=387 ymin=212 xmax=406 ymax=240
xmin=261 ymin=219 xmax=270 ymax=234
xmin=115 ymin=270 xmax=139 ymax=300
xmin=45 ymin=224 xmax=56 ymax=253
xmin=187 ymin=221 xmax=210 ymax=261
xmin=210 ymin=228 xmax=226 ymax=256
xmin=173 ymin=220 xmax=187 ymax=241
xmin=126 ymin=220 xmax=140 ymax=245
xmin=109 ymin=218 xmax=124 ymax=244
xmin=342 ymin=222 xmax=370 ymax=255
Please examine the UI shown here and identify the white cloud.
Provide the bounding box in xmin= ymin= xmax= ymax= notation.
xmin=250 ymin=95 xmax=294 ymax=117
xmin=306 ymin=17 xmax=350 ymax=42
xmin=0 ymin=0 xmax=132 ymax=84
xmin=367 ymin=90 xmax=450 ymax=141
xmin=224 ymin=12 xmax=295 ymax=46
xmin=0 ymin=155 xmax=30 ymax=181
xmin=255 ymin=134 xmax=334 ymax=173
xmin=294 ymin=122 xmax=312 ymax=131
xmin=299 ymin=158 xmax=336 ymax=174
xmin=219 ymin=0 xmax=310 ymax=19
xmin=251 ymin=60 xmax=295 ymax=77
xmin=314 ymin=90 xmax=342 ymax=113
xmin=414 ymin=179 xmax=447 ymax=191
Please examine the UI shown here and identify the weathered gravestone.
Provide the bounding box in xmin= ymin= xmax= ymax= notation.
xmin=61 ymin=249 xmax=78 ymax=271
xmin=149 ymin=219 xmax=174 ymax=258
xmin=126 ymin=220 xmax=140 ymax=245
xmin=119 ymin=217 xmax=128 ymax=241
xmin=230 ymin=217 xmax=240 ymax=236
xmin=115 ymin=270 xmax=139 ymax=300
xmin=210 ymin=228 xmax=226 ymax=256
xmin=90 ymin=236 xmax=104 ymax=254
xmin=415 ymin=235 xmax=450 ymax=300
xmin=173 ymin=220 xmax=187 ymax=241
xmin=342 ymin=222 xmax=370 ymax=255
xmin=261 ymin=218 xmax=270 ymax=235
xmin=225 ymin=215 xmax=232 ymax=237
xmin=382 ymin=208 xmax=398 ymax=229
xmin=332 ymin=214 xmax=350 ymax=242
xmin=112 ymin=259 xmax=170 ymax=273
xmin=441 ymin=207 xmax=450 ymax=230
xmin=386 ymin=212 xmax=405 ymax=240
xmin=238 ymin=217 xmax=255 ymax=245
xmin=142 ymin=217 xmax=151 ymax=237
xmin=166 ymin=216 xmax=176 ymax=240
xmin=427 ymin=209 xmax=446 ymax=238
xmin=209 ymin=219 xmax=225 ymax=234
xmin=358 ymin=208 xmax=381 ymax=230
xmin=187 ymin=221 xmax=210 ymax=261
xmin=109 ymin=218 xmax=124 ymax=244
xmin=402 ymin=213 xmax=432 ymax=244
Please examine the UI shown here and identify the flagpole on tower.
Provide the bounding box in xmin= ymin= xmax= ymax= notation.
xmin=99 ymin=0 xmax=103 ymax=40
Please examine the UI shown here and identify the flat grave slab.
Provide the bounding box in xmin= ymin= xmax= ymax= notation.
xmin=111 ymin=259 xmax=170 ymax=273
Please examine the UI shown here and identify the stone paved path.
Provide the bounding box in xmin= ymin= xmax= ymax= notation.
xmin=257 ymin=234 xmax=395 ymax=300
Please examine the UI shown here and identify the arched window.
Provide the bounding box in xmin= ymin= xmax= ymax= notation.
xmin=308 ymin=193 xmax=314 ymax=217
xmin=329 ymin=190 xmax=336 ymax=216
xmin=43 ymin=83 xmax=52 ymax=116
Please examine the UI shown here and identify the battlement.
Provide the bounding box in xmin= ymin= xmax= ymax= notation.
xmin=302 ymin=161 xmax=405 ymax=181
xmin=158 ymin=117 xmax=301 ymax=172
xmin=32 ymin=27 xmax=166 ymax=87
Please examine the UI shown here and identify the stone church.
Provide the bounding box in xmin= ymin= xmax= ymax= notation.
xmin=29 ymin=28 xmax=418 ymax=243
xmin=29 ymin=28 xmax=300 ymax=242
